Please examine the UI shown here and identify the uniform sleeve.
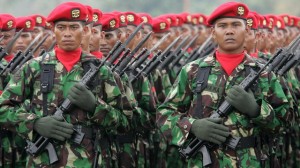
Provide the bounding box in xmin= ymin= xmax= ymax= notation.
xmin=156 ymin=65 xmax=196 ymax=146
xmin=89 ymin=65 xmax=129 ymax=132
xmin=251 ymin=71 xmax=289 ymax=132
xmin=0 ymin=62 xmax=39 ymax=139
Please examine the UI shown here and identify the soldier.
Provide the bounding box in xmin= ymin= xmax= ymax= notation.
xmin=157 ymin=2 xmax=289 ymax=167
xmin=0 ymin=2 xmax=129 ymax=167
xmin=30 ymin=14 xmax=49 ymax=57
xmin=10 ymin=16 xmax=35 ymax=55
xmin=0 ymin=14 xmax=16 ymax=62
xmin=90 ymin=8 xmax=103 ymax=58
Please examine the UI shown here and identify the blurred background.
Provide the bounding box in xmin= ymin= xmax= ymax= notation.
xmin=0 ymin=0 xmax=299 ymax=17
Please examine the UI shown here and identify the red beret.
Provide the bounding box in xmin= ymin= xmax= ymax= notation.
xmin=191 ymin=14 xmax=200 ymax=25
xmin=174 ymin=14 xmax=184 ymax=27
xmin=16 ymin=16 xmax=35 ymax=32
xmin=152 ymin=17 xmax=170 ymax=33
xmin=30 ymin=14 xmax=46 ymax=28
xmin=138 ymin=13 xmax=153 ymax=26
xmin=85 ymin=5 xmax=94 ymax=24
xmin=93 ymin=8 xmax=102 ymax=26
xmin=0 ymin=14 xmax=15 ymax=31
xmin=247 ymin=12 xmax=258 ymax=30
xmin=207 ymin=2 xmax=249 ymax=25
xmin=193 ymin=14 xmax=208 ymax=26
xmin=157 ymin=14 xmax=178 ymax=27
xmin=180 ymin=12 xmax=193 ymax=24
xmin=125 ymin=11 xmax=142 ymax=26
xmin=45 ymin=22 xmax=53 ymax=30
xmin=101 ymin=13 xmax=120 ymax=31
xmin=47 ymin=2 xmax=88 ymax=23
xmin=111 ymin=12 xmax=127 ymax=27
xmin=276 ymin=16 xmax=285 ymax=30
xmin=264 ymin=15 xmax=275 ymax=30
xmin=290 ymin=16 xmax=298 ymax=27
xmin=279 ymin=14 xmax=292 ymax=27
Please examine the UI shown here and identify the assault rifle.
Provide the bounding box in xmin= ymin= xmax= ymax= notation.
xmin=178 ymin=52 xmax=280 ymax=167
xmin=108 ymin=23 xmax=144 ymax=65
xmin=25 ymin=47 xmax=118 ymax=164
xmin=0 ymin=33 xmax=42 ymax=76
xmin=0 ymin=29 xmax=24 ymax=62
xmin=112 ymin=31 xmax=152 ymax=73
xmin=157 ymin=36 xmax=190 ymax=71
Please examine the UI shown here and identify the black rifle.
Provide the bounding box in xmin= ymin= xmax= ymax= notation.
xmin=25 ymin=48 xmax=118 ymax=164
xmin=0 ymin=29 xmax=24 ymax=62
xmin=0 ymin=33 xmax=42 ymax=76
xmin=112 ymin=31 xmax=152 ymax=73
xmin=48 ymin=40 xmax=57 ymax=52
xmin=157 ymin=36 xmax=190 ymax=71
xmin=134 ymin=35 xmax=182 ymax=79
xmin=108 ymin=23 xmax=144 ymax=65
xmin=0 ymin=36 xmax=4 ymax=43
xmin=17 ymin=34 xmax=50 ymax=69
xmin=122 ymin=33 xmax=171 ymax=76
xmin=267 ymin=34 xmax=300 ymax=73
xmin=178 ymin=52 xmax=279 ymax=166
xmin=169 ymin=35 xmax=199 ymax=70
xmin=187 ymin=35 xmax=214 ymax=63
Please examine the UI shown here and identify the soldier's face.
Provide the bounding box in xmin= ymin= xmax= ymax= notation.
xmin=40 ymin=30 xmax=55 ymax=51
xmin=11 ymin=32 xmax=33 ymax=54
xmin=54 ymin=21 xmax=85 ymax=51
xmin=118 ymin=27 xmax=127 ymax=43
xmin=81 ymin=23 xmax=93 ymax=51
xmin=100 ymin=30 xmax=119 ymax=56
xmin=196 ymin=25 xmax=208 ymax=46
xmin=212 ymin=18 xmax=248 ymax=54
xmin=0 ymin=29 xmax=16 ymax=49
xmin=142 ymin=25 xmax=153 ymax=49
xmin=244 ymin=29 xmax=256 ymax=53
xmin=152 ymin=32 xmax=171 ymax=51
xmin=90 ymin=25 xmax=102 ymax=52
xmin=32 ymin=27 xmax=44 ymax=39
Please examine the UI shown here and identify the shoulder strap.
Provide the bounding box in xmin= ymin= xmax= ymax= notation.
xmin=193 ymin=66 xmax=211 ymax=119
xmin=40 ymin=54 xmax=55 ymax=116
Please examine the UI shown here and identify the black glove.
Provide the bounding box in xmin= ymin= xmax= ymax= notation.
xmin=68 ymin=83 xmax=96 ymax=113
xmin=33 ymin=115 xmax=74 ymax=141
xmin=225 ymin=85 xmax=260 ymax=118
xmin=191 ymin=118 xmax=230 ymax=145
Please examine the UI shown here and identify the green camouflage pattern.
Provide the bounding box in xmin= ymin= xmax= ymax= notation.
xmin=0 ymin=50 xmax=129 ymax=167
xmin=157 ymin=53 xmax=289 ymax=167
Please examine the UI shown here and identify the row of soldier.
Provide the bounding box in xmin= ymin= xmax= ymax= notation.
xmin=0 ymin=1 xmax=299 ymax=168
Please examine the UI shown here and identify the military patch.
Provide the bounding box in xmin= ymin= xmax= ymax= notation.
xmin=167 ymin=18 xmax=171 ymax=24
xmin=187 ymin=15 xmax=192 ymax=22
xmin=142 ymin=16 xmax=148 ymax=23
xmin=7 ymin=20 xmax=13 ymax=28
xmin=110 ymin=19 xmax=116 ymax=28
xmin=160 ymin=22 xmax=166 ymax=30
xmin=120 ymin=15 xmax=126 ymax=23
xmin=25 ymin=20 xmax=31 ymax=29
xmin=36 ymin=16 xmax=42 ymax=24
xmin=71 ymin=8 xmax=80 ymax=19
xmin=283 ymin=16 xmax=289 ymax=24
xmin=127 ymin=14 xmax=134 ymax=22
xmin=269 ymin=21 xmax=273 ymax=28
xmin=93 ymin=14 xmax=98 ymax=22
xmin=237 ymin=6 xmax=245 ymax=16
xmin=247 ymin=18 xmax=253 ymax=27
xmin=199 ymin=16 xmax=204 ymax=23
xmin=263 ymin=19 xmax=267 ymax=26
xmin=277 ymin=21 xmax=281 ymax=28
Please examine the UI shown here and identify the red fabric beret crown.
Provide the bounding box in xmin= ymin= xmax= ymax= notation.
xmin=93 ymin=8 xmax=102 ymax=26
xmin=101 ymin=13 xmax=120 ymax=31
xmin=0 ymin=14 xmax=15 ymax=31
xmin=30 ymin=14 xmax=46 ymax=28
xmin=16 ymin=16 xmax=35 ymax=32
xmin=152 ymin=17 xmax=170 ymax=33
xmin=207 ymin=1 xmax=249 ymax=25
xmin=47 ymin=2 xmax=88 ymax=23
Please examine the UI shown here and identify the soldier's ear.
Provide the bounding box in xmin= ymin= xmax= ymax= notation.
xmin=211 ymin=27 xmax=216 ymax=40
xmin=82 ymin=25 xmax=89 ymax=36
xmin=100 ymin=31 xmax=105 ymax=39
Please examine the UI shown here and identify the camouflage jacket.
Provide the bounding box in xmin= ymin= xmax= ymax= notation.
xmin=157 ymin=53 xmax=289 ymax=167
xmin=0 ymin=50 xmax=129 ymax=167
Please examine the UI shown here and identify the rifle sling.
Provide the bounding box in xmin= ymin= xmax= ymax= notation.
xmin=193 ymin=66 xmax=211 ymax=119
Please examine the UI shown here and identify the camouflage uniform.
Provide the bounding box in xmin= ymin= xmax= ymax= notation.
xmin=0 ymin=51 xmax=129 ymax=167
xmin=157 ymin=54 xmax=289 ymax=167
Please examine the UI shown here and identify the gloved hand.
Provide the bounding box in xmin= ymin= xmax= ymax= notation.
xmin=68 ymin=82 xmax=96 ymax=113
xmin=191 ymin=118 xmax=230 ymax=145
xmin=225 ymin=85 xmax=260 ymax=118
xmin=33 ymin=115 xmax=74 ymax=141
